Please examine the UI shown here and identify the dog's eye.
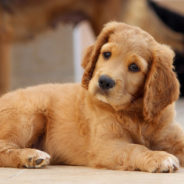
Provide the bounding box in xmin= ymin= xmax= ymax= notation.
xmin=128 ymin=63 xmax=140 ymax=72
xmin=102 ymin=52 xmax=111 ymax=59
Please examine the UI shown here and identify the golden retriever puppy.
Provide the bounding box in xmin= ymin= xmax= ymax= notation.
xmin=0 ymin=22 xmax=183 ymax=173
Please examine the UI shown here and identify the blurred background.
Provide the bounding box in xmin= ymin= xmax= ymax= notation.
xmin=0 ymin=0 xmax=184 ymax=96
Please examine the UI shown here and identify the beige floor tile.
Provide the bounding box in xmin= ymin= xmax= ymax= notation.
xmin=0 ymin=166 xmax=184 ymax=184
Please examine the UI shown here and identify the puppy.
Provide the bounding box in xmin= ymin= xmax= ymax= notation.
xmin=0 ymin=22 xmax=183 ymax=173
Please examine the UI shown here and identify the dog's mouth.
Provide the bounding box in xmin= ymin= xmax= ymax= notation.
xmin=96 ymin=87 xmax=109 ymax=96
xmin=93 ymin=86 xmax=110 ymax=104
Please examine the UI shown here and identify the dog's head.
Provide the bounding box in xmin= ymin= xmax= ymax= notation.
xmin=81 ymin=22 xmax=179 ymax=120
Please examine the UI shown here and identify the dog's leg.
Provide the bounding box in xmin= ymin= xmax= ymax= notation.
xmin=0 ymin=140 xmax=50 ymax=168
xmin=0 ymin=110 xmax=50 ymax=168
xmin=151 ymin=123 xmax=184 ymax=167
xmin=88 ymin=139 xmax=179 ymax=172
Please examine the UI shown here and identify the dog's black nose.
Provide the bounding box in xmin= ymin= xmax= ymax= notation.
xmin=98 ymin=75 xmax=115 ymax=90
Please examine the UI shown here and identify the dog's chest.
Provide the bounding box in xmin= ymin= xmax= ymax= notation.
xmin=118 ymin=115 xmax=153 ymax=148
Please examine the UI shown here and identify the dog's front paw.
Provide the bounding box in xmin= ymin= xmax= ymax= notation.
xmin=20 ymin=149 xmax=51 ymax=168
xmin=143 ymin=151 xmax=179 ymax=173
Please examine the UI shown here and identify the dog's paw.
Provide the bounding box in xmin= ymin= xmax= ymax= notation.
xmin=144 ymin=151 xmax=179 ymax=173
xmin=20 ymin=149 xmax=51 ymax=168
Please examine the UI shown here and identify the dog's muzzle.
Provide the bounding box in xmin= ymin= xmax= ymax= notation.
xmin=98 ymin=75 xmax=115 ymax=90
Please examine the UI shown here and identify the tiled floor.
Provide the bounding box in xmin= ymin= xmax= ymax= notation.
xmin=1 ymin=166 xmax=184 ymax=184
xmin=0 ymin=99 xmax=184 ymax=184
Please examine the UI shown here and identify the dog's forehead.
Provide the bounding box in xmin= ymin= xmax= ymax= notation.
xmin=107 ymin=26 xmax=154 ymax=59
xmin=110 ymin=26 xmax=153 ymax=46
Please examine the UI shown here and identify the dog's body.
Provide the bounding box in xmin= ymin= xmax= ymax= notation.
xmin=0 ymin=83 xmax=90 ymax=167
xmin=0 ymin=83 xmax=181 ymax=171
xmin=0 ymin=22 xmax=184 ymax=172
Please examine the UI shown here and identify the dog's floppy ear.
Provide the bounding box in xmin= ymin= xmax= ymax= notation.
xmin=81 ymin=45 xmax=94 ymax=69
xmin=143 ymin=44 xmax=180 ymax=121
xmin=81 ymin=22 xmax=116 ymax=89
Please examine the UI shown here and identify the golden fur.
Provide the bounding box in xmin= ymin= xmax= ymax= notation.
xmin=0 ymin=22 xmax=183 ymax=172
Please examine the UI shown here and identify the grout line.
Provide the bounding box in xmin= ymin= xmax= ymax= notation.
xmin=6 ymin=169 xmax=26 ymax=180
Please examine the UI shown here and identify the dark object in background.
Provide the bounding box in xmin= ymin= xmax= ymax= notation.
xmin=174 ymin=52 xmax=184 ymax=97
xmin=148 ymin=0 xmax=184 ymax=97
xmin=0 ymin=0 xmax=124 ymax=95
